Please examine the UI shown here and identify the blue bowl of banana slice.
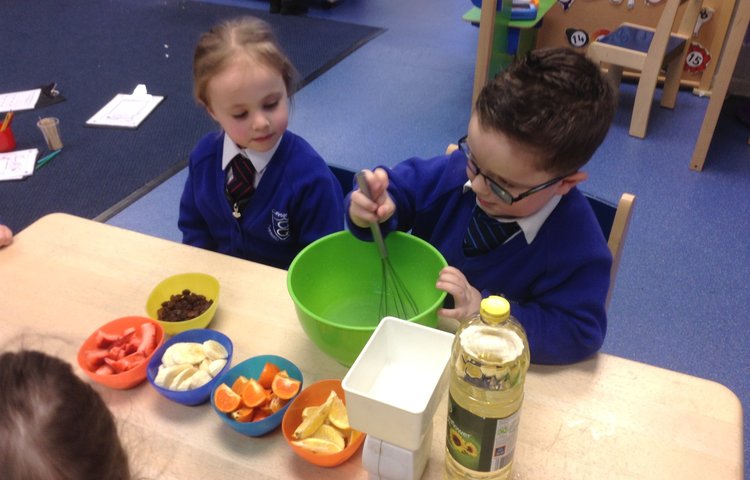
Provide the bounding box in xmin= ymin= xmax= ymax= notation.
xmin=146 ymin=329 xmax=233 ymax=406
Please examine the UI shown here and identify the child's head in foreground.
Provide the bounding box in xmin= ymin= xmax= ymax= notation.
xmin=192 ymin=16 xmax=298 ymax=152
xmin=464 ymin=47 xmax=617 ymax=218
xmin=0 ymin=350 xmax=130 ymax=480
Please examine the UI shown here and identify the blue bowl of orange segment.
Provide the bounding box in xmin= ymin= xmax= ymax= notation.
xmin=211 ymin=354 xmax=303 ymax=436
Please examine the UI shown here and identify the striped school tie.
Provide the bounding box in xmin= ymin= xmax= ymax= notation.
xmin=226 ymin=154 xmax=256 ymax=218
xmin=463 ymin=205 xmax=520 ymax=256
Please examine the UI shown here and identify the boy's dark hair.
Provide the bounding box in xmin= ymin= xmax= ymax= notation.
xmin=0 ymin=350 xmax=130 ymax=480
xmin=475 ymin=47 xmax=617 ymax=175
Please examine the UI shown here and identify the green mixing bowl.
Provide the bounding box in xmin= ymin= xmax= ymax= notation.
xmin=287 ymin=230 xmax=447 ymax=366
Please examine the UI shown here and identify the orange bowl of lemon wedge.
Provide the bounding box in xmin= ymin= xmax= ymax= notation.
xmin=281 ymin=379 xmax=365 ymax=467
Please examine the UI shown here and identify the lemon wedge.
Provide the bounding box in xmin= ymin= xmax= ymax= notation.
xmin=328 ymin=394 xmax=350 ymax=430
xmin=310 ymin=424 xmax=346 ymax=450
xmin=301 ymin=406 xmax=317 ymax=419
xmin=293 ymin=391 xmax=336 ymax=440
xmin=293 ymin=404 xmax=328 ymax=440
xmin=348 ymin=429 xmax=361 ymax=446
xmin=291 ymin=437 xmax=344 ymax=454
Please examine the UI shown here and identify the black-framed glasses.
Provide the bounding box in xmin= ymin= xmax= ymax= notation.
xmin=458 ymin=135 xmax=570 ymax=205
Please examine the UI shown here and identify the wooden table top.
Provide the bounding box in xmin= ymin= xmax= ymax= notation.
xmin=0 ymin=213 xmax=743 ymax=479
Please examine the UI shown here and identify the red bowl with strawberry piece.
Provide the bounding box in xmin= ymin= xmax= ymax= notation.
xmin=77 ymin=316 xmax=165 ymax=389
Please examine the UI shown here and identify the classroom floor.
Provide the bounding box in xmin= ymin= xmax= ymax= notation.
xmin=107 ymin=0 xmax=749 ymax=473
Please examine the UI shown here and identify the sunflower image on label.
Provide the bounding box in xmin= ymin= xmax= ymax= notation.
xmin=446 ymin=394 xmax=521 ymax=472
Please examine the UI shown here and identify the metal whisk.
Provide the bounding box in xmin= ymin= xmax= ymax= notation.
xmin=356 ymin=172 xmax=420 ymax=320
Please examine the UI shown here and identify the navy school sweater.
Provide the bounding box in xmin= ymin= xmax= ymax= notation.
xmin=179 ymin=130 xmax=344 ymax=269
xmin=346 ymin=151 xmax=611 ymax=364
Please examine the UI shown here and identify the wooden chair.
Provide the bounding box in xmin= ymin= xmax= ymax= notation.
xmin=330 ymin=161 xmax=636 ymax=309
xmin=690 ymin=0 xmax=750 ymax=170
xmin=586 ymin=0 xmax=703 ymax=138
xmin=585 ymin=193 xmax=636 ymax=309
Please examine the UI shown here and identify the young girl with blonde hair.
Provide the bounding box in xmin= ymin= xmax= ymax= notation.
xmin=180 ymin=17 xmax=343 ymax=269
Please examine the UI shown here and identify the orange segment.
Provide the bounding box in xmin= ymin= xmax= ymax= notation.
xmin=252 ymin=407 xmax=273 ymax=422
xmin=271 ymin=371 xmax=301 ymax=400
xmin=231 ymin=375 xmax=250 ymax=395
xmin=268 ymin=395 xmax=288 ymax=413
xmin=241 ymin=378 xmax=268 ymax=408
xmin=214 ymin=384 xmax=242 ymax=413
xmin=257 ymin=362 xmax=281 ymax=389
xmin=230 ymin=407 xmax=255 ymax=423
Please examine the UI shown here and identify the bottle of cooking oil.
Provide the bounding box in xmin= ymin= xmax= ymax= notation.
xmin=445 ymin=295 xmax=530 ymax=480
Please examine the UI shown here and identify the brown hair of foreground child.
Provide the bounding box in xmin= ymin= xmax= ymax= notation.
xmin=0 ymin=350 xmax=130 ymax=480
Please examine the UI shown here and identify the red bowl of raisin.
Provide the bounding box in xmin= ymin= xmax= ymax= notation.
xmin=145 ymin=273 xmax=220 ymax=335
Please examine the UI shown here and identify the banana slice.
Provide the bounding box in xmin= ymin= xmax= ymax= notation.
xmin=177 ymin=376 xmax=195 ymax=391
xmin=207 ymin=358 xmax=227 ymax=377
xmin=161 ymin=347 xmax=177 ymax=367
xmin=165 ymin=342 xmax=206 ymax=365
xmin=155 ymin=341 xmax=229 ymax=392
xmin=202 ymin=340 xmax=228 ymax=360
xmin=189 ymin=369 xmax=213 ymax=389
xmin=169 ymin=366 xmax=198 ymax=390
xmin=199 ymin=358 xmax=211 ymax=372
xmin=154 ymin=363 xmax=193 ymax=388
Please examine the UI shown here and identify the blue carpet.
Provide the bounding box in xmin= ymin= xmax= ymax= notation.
xmin=0 ymin=0 xmax=383 ymax=233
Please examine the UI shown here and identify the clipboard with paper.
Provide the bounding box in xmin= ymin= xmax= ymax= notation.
xmin=0 ymin=149 xmax=39 ymax=181
xmin=86 ymin=84 xmax=164 ymax=129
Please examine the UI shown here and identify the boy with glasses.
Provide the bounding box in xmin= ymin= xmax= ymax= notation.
xmin=348 ymin=48 xmax=617 ymax=364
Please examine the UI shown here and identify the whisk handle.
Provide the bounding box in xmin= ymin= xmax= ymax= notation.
xmin=355 ymin=171 xmax=389 ymax=259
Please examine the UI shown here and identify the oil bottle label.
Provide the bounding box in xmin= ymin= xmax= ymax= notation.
xmin=446 ymin=394 xmax=521 ymax=472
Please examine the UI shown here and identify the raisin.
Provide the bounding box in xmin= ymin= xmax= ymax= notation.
xmin=157 ymin=290 xmax=213 ymax=322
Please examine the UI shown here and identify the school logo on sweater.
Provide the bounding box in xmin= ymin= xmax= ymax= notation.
xmin=268 ymin=209 xmax=290 ymax=242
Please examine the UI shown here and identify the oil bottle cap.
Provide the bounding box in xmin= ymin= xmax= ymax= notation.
xmin=480 ymin=296 xmax=510 ymax=324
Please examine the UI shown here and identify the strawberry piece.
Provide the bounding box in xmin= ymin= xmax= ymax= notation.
xmin=136 ymin=322 xmax=156 ymax=356
xmin=118 ymin=328 xmax=136 ymax=346
xmin=95 ymin=364 xmax=115 ymax=375
xmin=95 ymin=330 xmax=121 ymax=348
xmin=84 ymin=349 xmax=109 ymax=371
